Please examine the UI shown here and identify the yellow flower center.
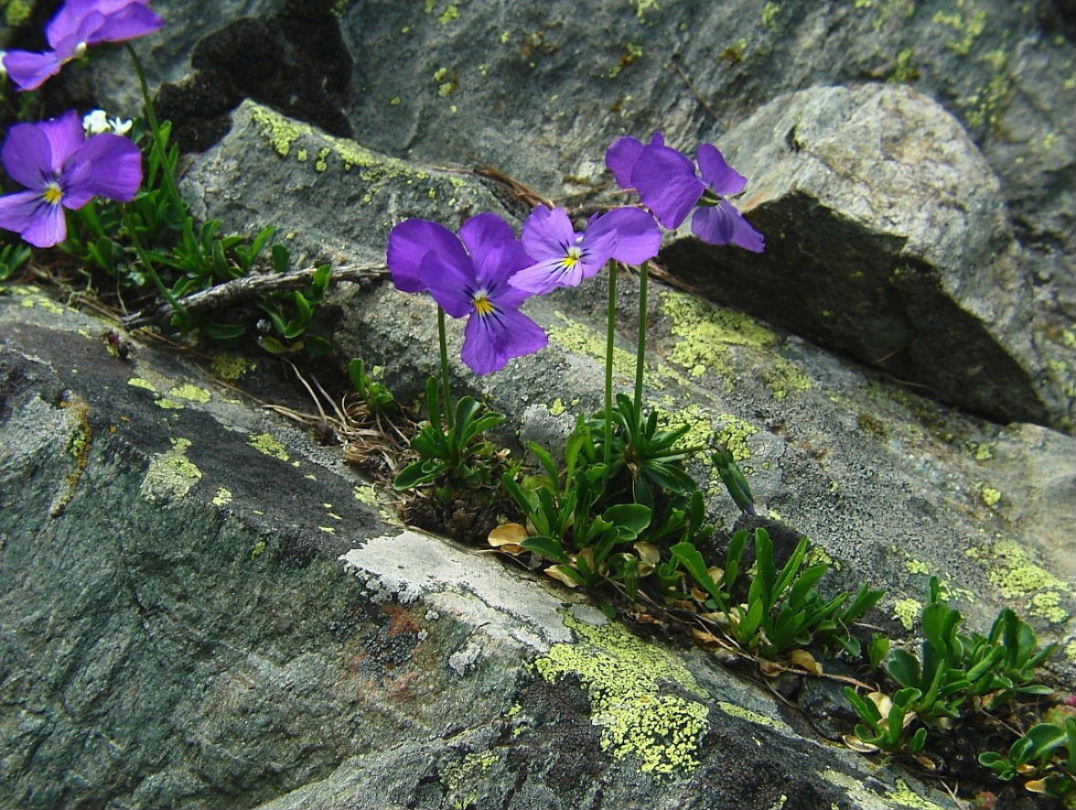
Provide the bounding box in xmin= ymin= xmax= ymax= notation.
xmin=474 ymin=294 xmax=495 ymax=316
xmin=42 ymin=182 xmax=63 ymax=206
xmin=560 ymin=246 xmax=583 ymax=269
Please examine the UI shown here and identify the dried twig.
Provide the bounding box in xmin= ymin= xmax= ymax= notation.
xmin=121 ymin=262 xmax=388 ymax=329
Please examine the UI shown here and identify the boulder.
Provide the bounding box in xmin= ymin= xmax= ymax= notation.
xmin=0 ymin=286 xmax=970 ymax=809
xmin=662 ymin=83 xmax=1072 ymax=430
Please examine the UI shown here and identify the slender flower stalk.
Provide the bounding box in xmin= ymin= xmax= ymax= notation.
xmin=633 ymin=261 xmax=649 ymax=420
xmin=121 ymin=205 xmax=188 ymax=320
xmin=124 ymin=43 xmax=184 ymax=220
xmin=436 ymin=306 xmax=454 ymax=430
xmin=603 ymin=262 xmax=618 ymax=468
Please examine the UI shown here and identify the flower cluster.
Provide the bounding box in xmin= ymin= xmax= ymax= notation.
xmin=388 ymin=132 xmax=762 ymax=376
xmin=0 ymin=110 xmax=142 ymax=247
xmin=2 ymin=0 xmax=163 ymax=92
xmin=0 ymin=1 xmax=160 ymax=248
xmin=607 ymin=131 xmax=764 ymax=253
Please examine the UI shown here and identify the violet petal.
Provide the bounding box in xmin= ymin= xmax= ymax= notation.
xmin=0 ymin=190 xmax=66 ymax=248
xmin=2 ymin=50 xmax=64 ymax=93
xmin=631 ymin=143 xmax=704 ymax=229
xmin=88 ymin=4 xmax=165 ymax=44
xmin=458 ymin=212 xmax=516 ymax=260
xmin=521 ymin=206 xmax=576 ymax=263
xmin=587 ymin=207 xmax=661 ymax=265
xmin=1 ymin=124 xmax=53 ymax=189
xmin=461 ymin=305 xmax=548 ymax=376
xmin=386 ymin=218 xmax=467 ymax=293
xmin=691 ymin=201 xmax=765 ymax=253
xmin=62 ymin=133 xmax=142 ymax=204
xmin=38 ymin=111 xmax=87 ymax=169
xmin=417 ymin=250 xmax=476 ymax=319
xmin=696 ymin=143 xmax=747 ymax=197
xmin=605 ymin=136 xmax=644 ymax=189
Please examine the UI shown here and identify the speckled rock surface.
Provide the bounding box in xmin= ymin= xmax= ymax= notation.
xmin=0 ymin=288 xmax=968 ymax=810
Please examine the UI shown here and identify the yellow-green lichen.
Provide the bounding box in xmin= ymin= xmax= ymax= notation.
xmin=966 ymin=539 xmax=1073 ymax=623
xmin=805 ymin=545 xmax=841 ymax=571
xmin=886 ymin=779 xmax=946 ymax=809
xmin=16 ymin=287 xmax=65 ymax=313
xmin=890 ymin=48 xmax=919 ymax=83
xmin=442 ymin=751 xmax=499 ymax=810
xmin=155 ymin=398 xmax=185 ymax=410
xmin=822 ymin=769 xmax=944 ymax=810
xmin=893 ymin=598 xmax=921 ymax=630
xmin=353 ymin=484 xmax=378 ymax=504
xmin=168 ymin=384 xmax=211 ymax=403
xmin=249 ymin=103 xmax=462 ymax=194
xmin=1065 ymin=640 xmax=1076 ymax=663
xmin=211 ymin=353 xmax=257 ymax=381
xmin=768 ymin=357 xmax=812 ymax=400
xmin=534 ymin=612 xmax=709 ymax=775
xmin=980 ymin=486 xmax=1001 ymax=507
xmin=437 ymin=3 xmax=459 ymax=23
xmin=932 ymin=7 xmax=988 ymax=56
xmin=212 ymin=487 xmax=233 ymax=507
xmin=249 ymin=432 xmax=289 ymax=462
xmin=141 ymin=438 xmax=202 ymax=502
xmin=632 ymin=0 xmax=660 ymax=22
xmin=716 ymin=414 xmax=758 ymax=462
xmin=251 ymin=539 xmax=267 ymax=557
xmin=315 ymin=146 xmax=331 ymax=172
xmin=319 ymin=526 xmax=336 ymax=534
xmin=715 ymin=700 xmax=792 ymax=734
xmin=905 ymin=559 xmax=930 ymax=576
xmin=548 ymin=397 xmax=566 ymax=416
xmin=4 ymin=0 xmax=33 ymax=27
xmin=761 ymin=1 xmax=780 ymax=30
xmin=127 ymin=377 xmax=157 ymax=392
xmin=661 ymin=290 xmax=776 ymax=378
xmin=974 ymin=443 xmax=994 ymax=461
xmin=653 ymin=404 xmax=718 ymax=487
xmin=548 ymin=312 xmax=638 ymax=382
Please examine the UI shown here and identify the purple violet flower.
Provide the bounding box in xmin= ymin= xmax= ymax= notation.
xmin=3 ymin=0 xmax=164 ymax=92
xmin=0 ymin=110 xmax=143 ymax=248
xmin=510 ymin=205 xmax=662 ymax=295
xmin=386 ymin=213 xmax=548 ymax=376
xmin=606 ymin=131 xmax=765 ymax=253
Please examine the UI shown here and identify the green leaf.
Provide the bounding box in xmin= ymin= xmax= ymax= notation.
xmin=271 ymin=243 xmax=290 ymax=274
xmin=887 ymin=649 xmax=921 ymax=689
xmin=257 ymin=335 xmax=289 ymax=354
xmin=394 ymin=460 xmax=440 ymax=490
xmin=521 ymin=536 xmax=569 ymax=564
xmin=670 ymin=541 xmax=726 ymax=608
xmin=603 ymin=503 xmax=651 ymax=539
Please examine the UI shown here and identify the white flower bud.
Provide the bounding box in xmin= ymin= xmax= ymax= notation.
xmin=83 ymin=109 xmax=110 ymax=135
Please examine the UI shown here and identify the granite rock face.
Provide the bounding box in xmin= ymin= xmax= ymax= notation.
xmin=0 ymin=289 xmax=968 ymax=810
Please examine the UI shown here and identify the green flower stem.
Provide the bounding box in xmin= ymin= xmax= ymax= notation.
xmin=124 ymin=44 xmax=184 ymax=217
xmin=122 ymin=207 xmax=188 ymax=322
xmin=603 ymin=261 xmax=617 ymax=468
xmin=437 ymin=305 xmax=454 ymax=431
xmin=633 ymin=261 xmax=649 ymax=423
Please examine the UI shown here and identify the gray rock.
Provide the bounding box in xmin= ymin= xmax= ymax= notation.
xmin=662 ymin=83 xmax=1072 ymax=430
xmin=180 ymin=99 xmax=514 ymax=269
xmin=0 ymin=287 xmax=967 ymax=810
